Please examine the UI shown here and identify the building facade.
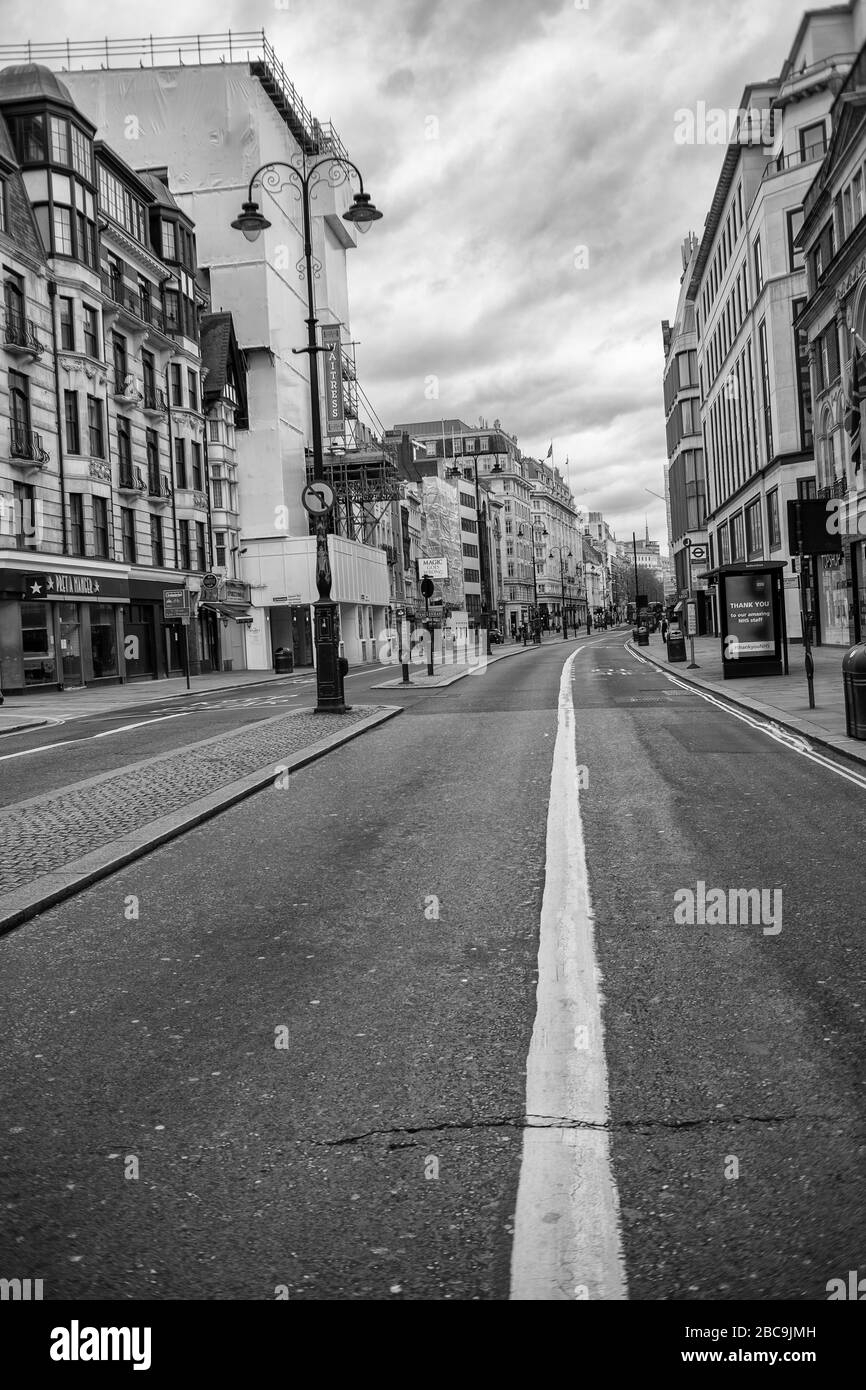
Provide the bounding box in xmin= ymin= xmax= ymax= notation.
xmin=0 ymin=62 xmax=247 ymax=694
xmin=59 ymin=35 xmax=389 ymax=671
xmin=683 ymin=8 xmax=860 ymax=643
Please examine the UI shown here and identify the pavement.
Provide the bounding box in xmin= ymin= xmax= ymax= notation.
xmin=1 ymin=631 xmax=864 ymax=1302
xmin=631 ymin=631 xmax=866 ymax=764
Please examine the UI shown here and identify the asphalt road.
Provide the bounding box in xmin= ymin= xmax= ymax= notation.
xmin=0 ymin=631 xmax=863 ymax=1300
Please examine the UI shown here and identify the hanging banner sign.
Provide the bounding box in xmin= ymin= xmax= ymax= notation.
xmin=321 ymin=325 xmax=344 ymax=436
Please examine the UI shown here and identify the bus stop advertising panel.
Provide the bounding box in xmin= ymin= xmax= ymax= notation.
xmin=717 ymin=562 xmax=787 ymax=679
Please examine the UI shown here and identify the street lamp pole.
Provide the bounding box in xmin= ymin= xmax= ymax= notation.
xmin=232 ymin=158 xmax=382 ymax=713
xmin=549 ymin=545 xmax=572 ymax=639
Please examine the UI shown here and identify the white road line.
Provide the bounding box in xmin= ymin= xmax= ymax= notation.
xmin=510 ymin=647 xmax=627 ymax=1302
xmin=0 ymin=739 xmax=75 ymax=761
xmin=625 ymin=643 xmax=866 ymax=793
xmin=91 ymin=712 xmax=193 ymax=738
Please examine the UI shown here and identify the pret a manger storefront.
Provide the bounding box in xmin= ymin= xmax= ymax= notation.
xmin=712 ymin=561 xmax=789 ymax=679
xmin=0 ymin=562 xmax=129 ymax=693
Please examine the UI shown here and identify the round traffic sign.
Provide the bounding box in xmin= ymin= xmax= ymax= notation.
xmin=301 ymin=481 xmax=336 ymax=515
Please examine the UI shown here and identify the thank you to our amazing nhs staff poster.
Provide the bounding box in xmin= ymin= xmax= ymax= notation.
xmin=725 ymin=573 xmax=775 ymax=655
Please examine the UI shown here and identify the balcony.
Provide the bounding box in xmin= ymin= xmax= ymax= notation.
xmin=148 ymin=468 xmax=172 ymax=502
xmin=818 ymin=477 xmax=848 ymax=499
xmin=100 ymin=273 xmax=168 ymax=336
xmin=9 ymin=425 xmax=50 ymax=466
xmin=142 ymin=385 xmax=167 ymax=415
xmin=118 ymin=466 xmax=146 ymax=494
xmin=4 ymin=309 xmax=45 ymax=359
xmin=111 ymin=367 xmax=142 ymax=404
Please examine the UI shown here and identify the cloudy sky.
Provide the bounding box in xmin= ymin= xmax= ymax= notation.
xmin=2 ymin=0 xmax=832 ymax=546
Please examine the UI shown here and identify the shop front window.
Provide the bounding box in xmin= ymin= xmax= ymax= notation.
xmin=21 ymin=602 xmax=56 ymax=685
xmin=90 ymin=604 xmax=118 ymax=677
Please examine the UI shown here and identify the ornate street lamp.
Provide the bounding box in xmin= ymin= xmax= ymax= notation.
xmin=232 ymin=158 xmax=382 ymax=712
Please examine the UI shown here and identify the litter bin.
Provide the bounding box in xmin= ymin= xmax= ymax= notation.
xmin=632 ymin=624 xmax=650 ymax=647
xmin=274 ymin=646 xmax=294 ymax=675
xmin=666 ymin=628 xmax=686 ymax=663
xmin=842 ymin=641 xmax=866 ymax=738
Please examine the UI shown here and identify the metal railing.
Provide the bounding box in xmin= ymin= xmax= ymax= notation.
xmin=0 ymin=30 xmax=346 ymax=161
xmin=3 ymin=308 xmax=44 ymax=356
xmin=10 ymin=425 xmax=50 ymax=463
xmin=100 ymin=273 xmax=167 ymax=333
xmin=142 ymin=385 xmax=167 ymax=413
xmin=119 ymin=466 xmax=146 ymax=491
xmin=818 ymin=477 xmax=848 ymax=499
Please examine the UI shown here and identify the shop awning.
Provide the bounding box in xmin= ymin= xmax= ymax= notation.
xmin=200 ymin=602 xmax=253 ymax=622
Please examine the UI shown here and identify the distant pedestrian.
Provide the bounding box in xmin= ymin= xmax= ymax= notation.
xmin=586 ymin=615 xmax=592 ymax=634
xmin=660 ymin=617 xmax=668 ymax=641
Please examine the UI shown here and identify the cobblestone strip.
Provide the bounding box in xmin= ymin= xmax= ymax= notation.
xmin=0 ymin=706 xmax=391 ymax=897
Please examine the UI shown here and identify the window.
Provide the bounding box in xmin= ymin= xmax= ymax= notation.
xmin=211 ymin=478 xmax=224 ymax=508
xmin=97 ymin=164 xmax=146 ymax=243
xmin=766 ymin=490 xmax=781 ymax=549
xmin=0 ymin=179 xmax=6 ymax=235
xmin=121 ymin=507 xmax=137 ymax=564
xmin=83 ymin=305 xmax=99 ymax=359
xmin=142 ymin=350 xmax=156 ymax=400
xmin=69 ymin=492 xmax=85 ymax=555
xmin=174 ymin=438 xmax=187 ymax=489
xmin=758 ymin=319 xmax=773 ymax=461
xmin=12 ymin=113 xmax=47 ymax=162
xmin=13 ymin=481 xmax=37 ymax=549
xmin=71 ymin=126 xmax=92 ymax=180
xmin=855 ymin=170 xmax=864 ymax=223
xmin=187 ymin=369 xmax=199 ymax=412
xmin=215 ymin=531 xmax=227 ymax=568
xmin=112 ymin=333 xmax=128 ymax=387
xmin=21 ymin=601 xmax=56 ymax=683
xmin=161 ymin=220 xmax=177 ymax=260
xmin=797 ymin=477 xmax=817 ymax=500
xmin=59 ymin=296 xmax=75 ymax=349
xmin=53 ymin=205 xmax=73 ymax=256
xmin=787 ymin=208 xmax=805 ymax=271
xmin=50 ymin=116 xmax=70 ymax=165
xmin=745 ymin=498 xmax=763 ymax=557
xmin=150 ymin=514 xmax=164 ymax=567
xmin=87 ymin=395 xmax=105 ymax=458
xmin=8 ymin=367 xmax=31 ymax=445
xmin=164 ymin=289 xmax=179 ymax=332
xmin=178 ymin=519 xmax=191 ymax=569
xmin=731 ymin=511 xmax=746 ymax=561
xmin=93 ymin=496 xmax=109 ymax=558
xmin=800 ymin=121 xmax=826 ymax=162
xmin=146 ymin=428 xmax=160 ymax=493
xmin=191 ymin=441 xmax=203 ymax=491
xmin=194 ymin=521 xmax=207 ymax=571
xmin=753 ymin=236 xmax=764 ymax=296
xmin=462 ymin=542 xmax=479 ymax=558
xmin=117 ymin=416 xmax=132 ymax=475
xmin=209 ymin=419 xmax=219 ymax=443
xmin=170 ymin=363 xmax=183 ymax=406
xmin=64 ymin=390 xmax=80 ymax=453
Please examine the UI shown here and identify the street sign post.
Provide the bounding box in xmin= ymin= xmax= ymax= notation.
xmin=420 ymin=575 xmax=435 ymax=676
xmin=301 ymin=481 xmax=336 ymax=516
xmin=163 ymin=588 xmax=191 ymax=689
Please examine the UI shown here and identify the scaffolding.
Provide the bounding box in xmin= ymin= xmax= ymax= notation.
xmin=0 ymin=29 xmax=347 ymax=162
